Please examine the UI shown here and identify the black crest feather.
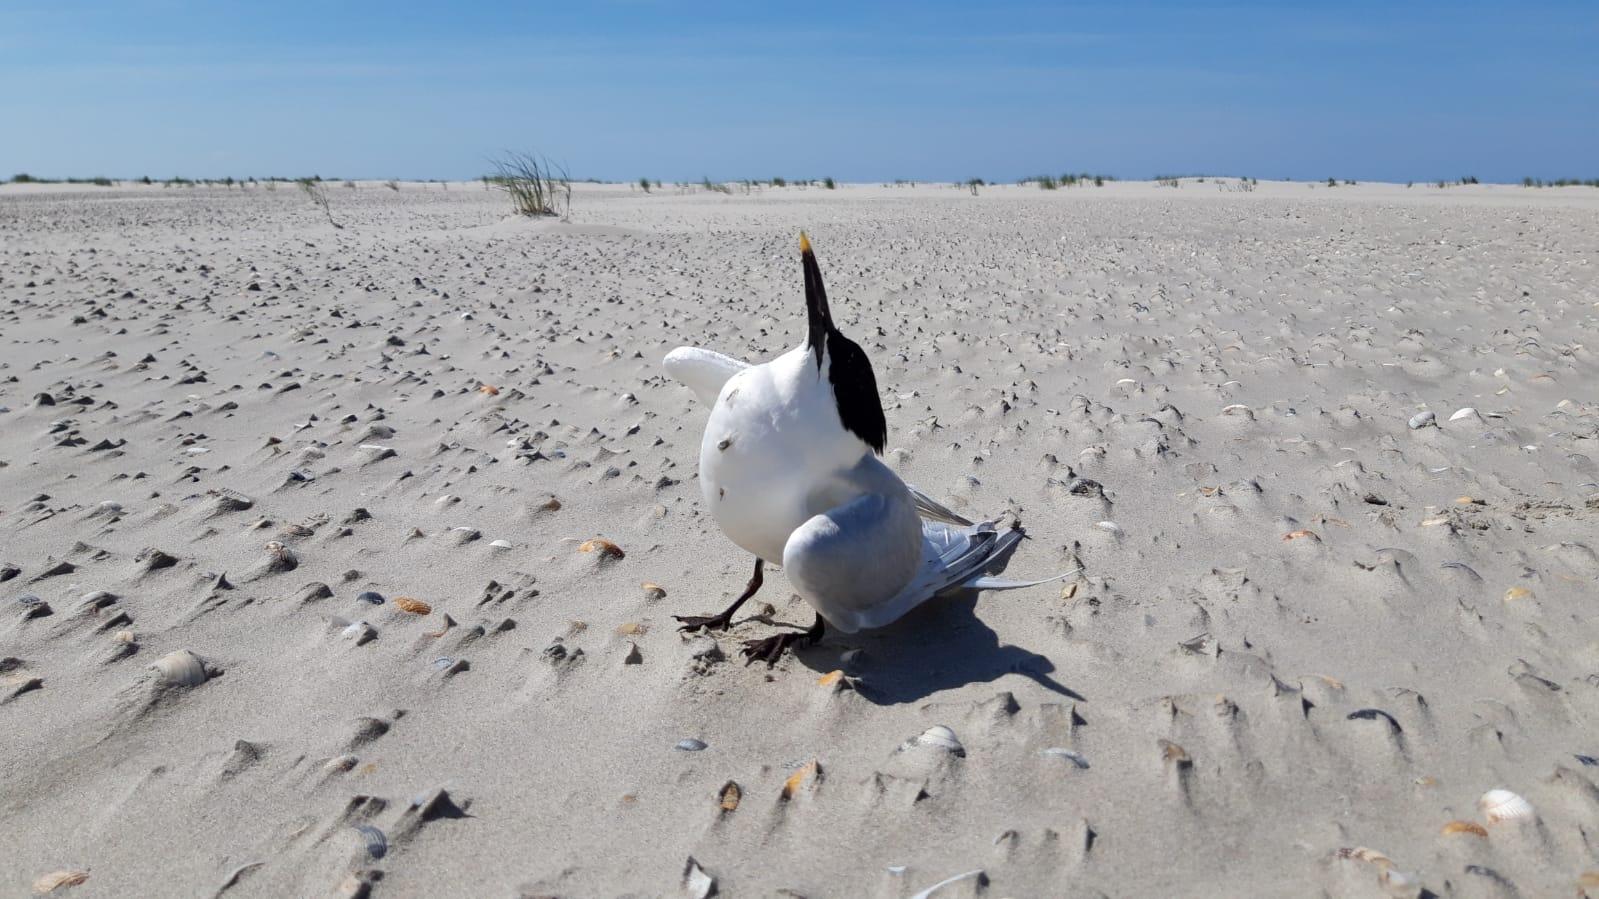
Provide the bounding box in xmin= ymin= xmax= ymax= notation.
xmin=800 ymin=235 xmax=887 ymax=454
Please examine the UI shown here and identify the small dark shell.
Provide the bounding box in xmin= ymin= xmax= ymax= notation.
xmin=1347 ymin=708 xmax=1402 ymax=733
xmin=354 ymin=823 xmax=387 ymax=859
xmin=1575 ymin=754 xmax=1598 ymax=767
xmin=357 ymin=591 xmax=385 ymax=605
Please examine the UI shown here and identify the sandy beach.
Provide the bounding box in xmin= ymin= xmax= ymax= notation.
xmin=3 ymin=179 xmax=1598 ymax=897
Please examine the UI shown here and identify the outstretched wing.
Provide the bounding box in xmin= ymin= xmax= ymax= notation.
xmin=663 ymin=346 xmax=749 ymax=406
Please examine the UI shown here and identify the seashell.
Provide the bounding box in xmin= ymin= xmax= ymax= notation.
xmin=32 ymin=870 xmax=89 ymax=893
xmin=1479 ymin=788 xmax=1535 ymax=824
xmin=152 ymin=649 xmax=208 ymax=687
xmin=393 ymin=597 xmax=431 ymax=615
xmin=817 ymin=670 xmax=844 ymax=687
xmin=324 ymin=754 xmax=358 ymax=772
xmin=341 ymin=621 xmax=377 ymax=645
xmin=488 ymin=539 xmax=512 ymax=549
xmin=431 ymin=656 xmax=454 ymax=670
xmin=616 ymin=621 xmax=646 ymax=636
xmin=1093 ymin=521 xmax=1123 ymax=536
xmin=914 ymin=724 xmax=965 ymax=756
xmin=1408 ymin=411 xmax=1437 ymax=429
xmin=781 ymin=760 xmax=820 ymax=799
xmin=353 ymin=823 xmax=387 ymax=859
xmin=1042 ymin=747 xmax=1090 ymax=768
xmin=1441 ymin=820 xmax=1488 ymax=838
xmin=1282 ymin=529 xmax=1318 ymax=542
xmin=113 ymin=629 xmax=135 ymax=644
xmin=909 ymin=869 xmax=985 ymax=899
xmin=1450 ymin=407 xmax=1479 ymax=422
xmin=1503 ymin=587 xmax=1533 ymax=602
xmin=579 ymin=538 xmax=624 ymax=559
xmin=1159 ymin=739 xmax=1192 ymax=767
xmin=675 ymin=738 xmax=707 ymax=751
xmin=641 ymin=582 xmax=666 ymax=600
xmin=478 ymin=384 xmax=500 ymax=395
xmin=1334 ymin=846 xmax=1392 ymax=867
xmin=357 ymin=591 xmax=384 ymax=605
xmin=1220 ymin=403 xmax=1251 ymax=415
xmin=718 ymin=780 xmax=741 ymax=812
xmin=683 ymin=857 xmax=715 ymax=899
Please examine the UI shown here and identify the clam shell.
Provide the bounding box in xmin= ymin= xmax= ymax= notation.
xmin=1479 ymin=788 xmax=1535 ymax=824
xmin=641 ymin=582 xmax=667 ymax=600
xmin=914 ymin=724 xmax=965 ymax=756
xmin=393 ymin=597 xmax=431 ymax=615
xmin=152 ymin=649 xmax=208 ymax=687
xmin=675 ymin=738 xmax=707 ymax=752
xmin=488 ymin=539 xmax=512 ymax=549
xmin=357 ymin=591 xmax=384 ymax=605
xmin=32 ymin=870 xmax=89 ymax=893
xmin=1408 ymin=410 xmax=1437 ymax=429
xmin=1450 ymin=407 xmax=1479 ymax=422
xmin=579 ymin=538 xmax=624 ymax=559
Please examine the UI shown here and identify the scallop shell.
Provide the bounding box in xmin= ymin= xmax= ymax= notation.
xmin=914 ymin=724 xmax=965 ymax=756
xmin=393 ymin=596 xmax=431 ymax=615
xmin=1479 ymin=788 xmax=1535 ymax=824
xmin=112 ymin=629 xmax=135 ymax=644
xmin=353 ymin=823 xmax=387 ymax=859
xmin=1441 ymin=820 xmax=1488 ymax=837
xmin=580 ymin=539 xmax=624 ymax=559
xmin=32 ymin=870 xmax=89 ymax=894
xmin=152 ymin=649 xmax=208 ymax=687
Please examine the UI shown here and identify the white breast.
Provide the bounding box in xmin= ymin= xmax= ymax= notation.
xmin=699 ymin=345 xmax=869 ymax=561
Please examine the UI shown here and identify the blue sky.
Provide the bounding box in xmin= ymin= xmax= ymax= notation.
xmin=2 ymin=1 xmax=1595 ymax=183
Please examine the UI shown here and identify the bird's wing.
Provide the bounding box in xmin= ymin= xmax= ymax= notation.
xmin=801 ymin=516 xmax=1078 ymax=633
xmin=905 ymin=483 xmax=974 ymax=526
xmin=663 ymin=346 xmax=749 ymax=406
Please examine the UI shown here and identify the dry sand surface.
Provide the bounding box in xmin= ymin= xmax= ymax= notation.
xmin=2 ymin=179 xmax=1598 ymax=898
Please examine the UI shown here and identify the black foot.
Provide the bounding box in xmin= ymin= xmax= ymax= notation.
xmin=740 ymin=615 xmax=825 ymax=667
xmin=675 ymin=611 xmax=735 ymax=633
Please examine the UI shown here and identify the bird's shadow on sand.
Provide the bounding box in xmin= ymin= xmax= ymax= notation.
xmin=790 ymin=592 xmax=1085 ymax=706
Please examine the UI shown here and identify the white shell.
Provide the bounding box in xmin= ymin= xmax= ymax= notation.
xmin=152 ymin=649 xmax=208 ymax=686
xmin=488 ymin=539 xmax=512 ymax=549
xmin=1408 ymin=411 xmax=1437 ymax=429
xmin=914 ymin=724 xmax=965 ymax=756
xmin=1042 ymin=747 xmax=1090 ymax=769
xmin=1479 ymin=788 xmax=1535 ymax=824
xmin=1449 ymin=407 xmax=1479 ymax=422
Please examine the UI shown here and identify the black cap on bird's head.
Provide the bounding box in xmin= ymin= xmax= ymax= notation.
xmin=798 ymin=232 xmax=887 ymax=454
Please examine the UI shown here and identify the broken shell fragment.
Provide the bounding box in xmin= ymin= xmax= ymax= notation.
xmin=393 ymin=597 xmax=431 ymax=615
xmin=1503 ymin=587 xmax=1534 ymax=602
xmin=1283 ymin=529 xmax=1318 ymax=542
xmin=718 ymin=780 xmax=741 ymax=812
xmin=579 ymin=538 xmax=624 ymax=559
xmin=152 ymin=649 xmax=208 ymax=687
xmin=913 ymin=724 xmax=965 ymax=756
xmin=1441 ymin=820 xmax=1488 ymax=838
xmin=1479 ymin=788 xmax=1535 ymax=824
xmin=781 ymin=760 xmax=820 ymax=799
xmin=32 ymin=870 xmax=89 ymax=894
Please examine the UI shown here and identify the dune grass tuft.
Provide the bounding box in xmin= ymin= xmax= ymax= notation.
xmin=489 ymin=152 xmax=570 ymax=217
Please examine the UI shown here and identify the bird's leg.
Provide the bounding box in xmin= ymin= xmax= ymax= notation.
xmin=675 ymin=556 xmax=764 ymax=632
xmin=741 ymin=613 xmax=825 ymax=667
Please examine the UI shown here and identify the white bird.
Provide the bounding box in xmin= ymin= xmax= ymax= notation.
xmin=664 ymin=233 xmax=1069 ymax=665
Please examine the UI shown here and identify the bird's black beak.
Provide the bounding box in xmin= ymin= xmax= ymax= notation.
xmin=801 ymin=232 xmax=831 ymax=369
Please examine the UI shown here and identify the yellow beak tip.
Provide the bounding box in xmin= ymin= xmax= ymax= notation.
xmin=799 ymin=232 xmax=812 ymax=254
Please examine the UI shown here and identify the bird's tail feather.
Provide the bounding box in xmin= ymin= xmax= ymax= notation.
xmin=907 ymin=483 xmax=974 ymax=526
